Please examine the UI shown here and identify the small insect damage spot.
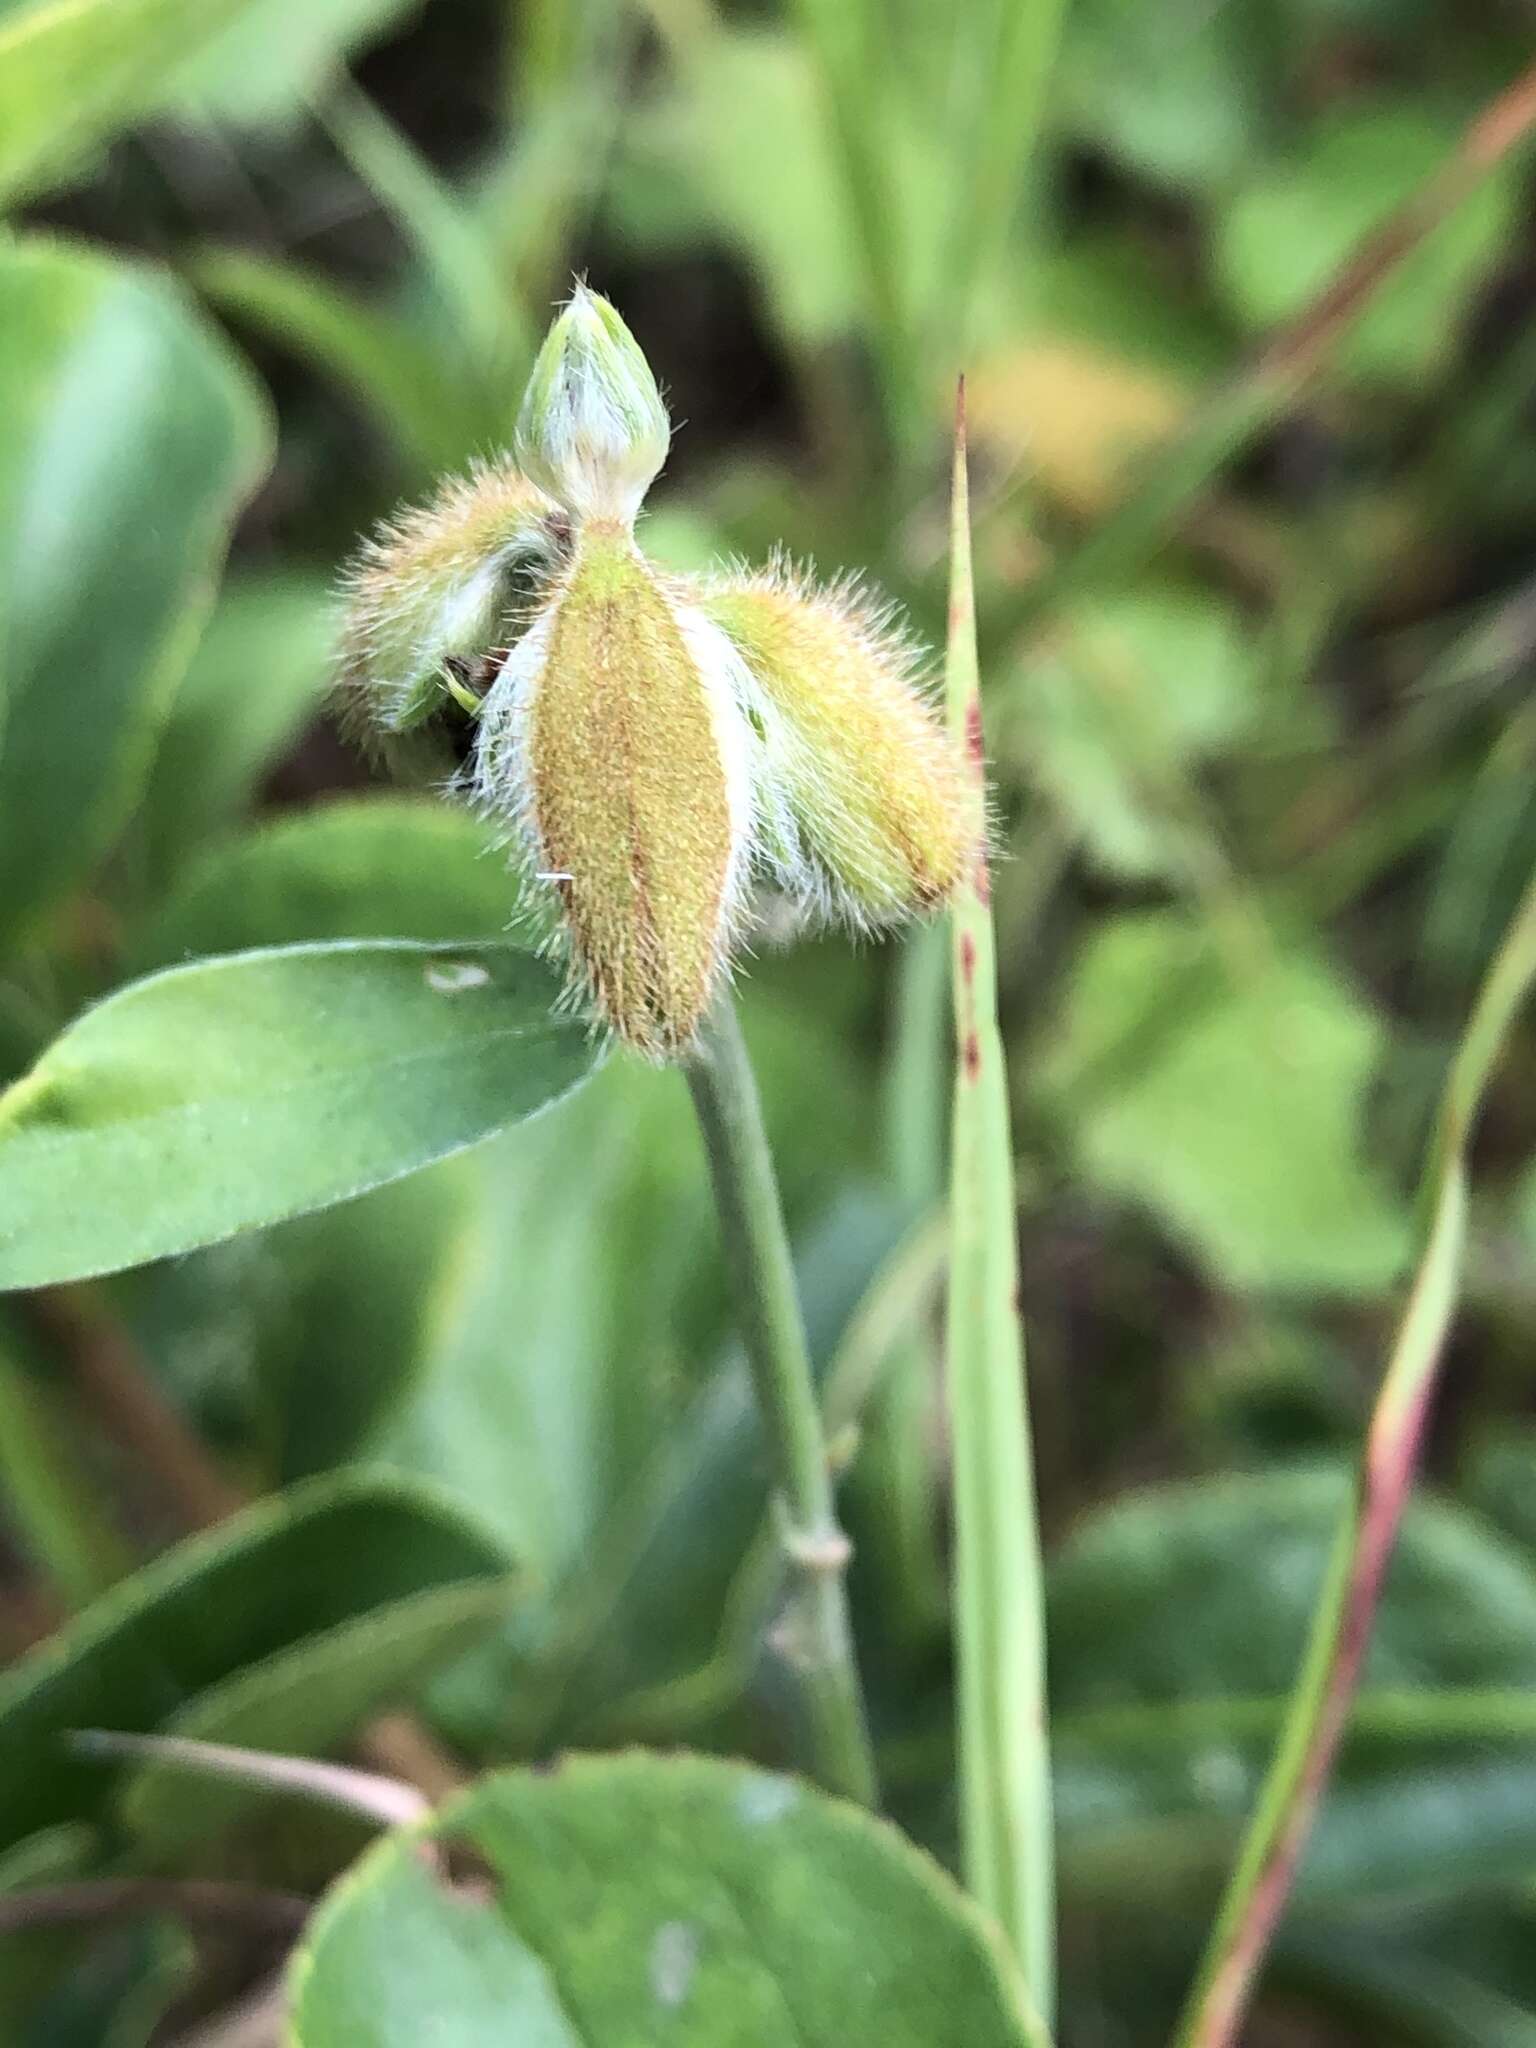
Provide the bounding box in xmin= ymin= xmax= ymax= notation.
xmin=959 ymin=932 xmax=976 ymax=982
xmin=425 ymin=959 xmax=492 ymax=994
xmin=649 ymin=1920 xmax=700 ymax=2009
xmin=963 ymin=1031 xmax=981 ymax=1081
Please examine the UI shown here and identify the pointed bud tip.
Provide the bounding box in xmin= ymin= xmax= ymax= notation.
xmin=514 ymin=285 xmax=670 ymax=524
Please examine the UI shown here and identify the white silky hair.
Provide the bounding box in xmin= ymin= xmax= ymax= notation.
xmin=528 ymin=378 xmax=670 ymax=525
xmin=467 ymin=569 xmax=789 ymax=1040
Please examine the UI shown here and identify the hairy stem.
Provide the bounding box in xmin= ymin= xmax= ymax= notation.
xmin=685 ymin=996 xmax=877 ymax=1806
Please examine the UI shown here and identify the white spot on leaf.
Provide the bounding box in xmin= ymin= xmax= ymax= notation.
xmin=649 ymin=1921 xmax=699 ymax=2009
xmin=736 ymin=1774 xmax=797 ymax=1826
xmin=425 ymin=959 xmax=491 ymax=993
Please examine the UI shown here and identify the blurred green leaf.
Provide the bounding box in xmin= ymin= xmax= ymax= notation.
xmin=137 ymin=797 xmax=520 ymax=968
xmin=1051 ymin=1467 xmax=1536 ymax=1712
xmin=105 ymin=1156 xmax=478 ymax=1483
xmin=174 ymin=0 xmax=418 ymax=127
xmin=0 ymin=238 xmax=269 ymax=947
xmin=515 ymin=1187 xmax=908 ymax=1751
xmin=0 ymin=1470 xmax=508 ymax=1850
xmin=1216 ymin=108 xmax=1519 ymax=385
xmin=0 ymin=1825 xmax=95 ymax=1893
xmin=0 ymin=0 xmax=261 ymax=202
xmin=252 ymin=1160 xmax=481 ymax=1480
xmin=118 ymin=1575 xmax=513 ymax=1849
xmin=1285 ymin=1907 xmax=1536 ymax=2048
xmin=1460 ymin=1430 xmax=1536 ymax=1559
xmin=13 ymin=1919 xmax=191 ymax=2048
xmin=1037 ymin=914 xmax=1408 ymax=1291
xmin=0 ymin=1332 xmax=129 ymax=1606
xmin=1052 ymin=1469 xmax=1536 ymax=1912
xmin=998 ymin=583 xmax=1259 ymax=882
xmin=191 ymin=246 xmax=483 ymax=476
xmin=379 ymin=1062 xmax=707 ymax=1582
xmin=1057 ymin=0 xmax=1268 ymax=189
xmin=0 ymin=939 xmax=600 ymax=1288
xmin=139 ymin=572 xmax=333 ymax=886
xmin=288 ymin=1754 xmax=1039 ymax=2048
xmin=320 ymin=77 xmax=527 ymax=376
xmin=616 ymin=29 xmax=859 ymax=348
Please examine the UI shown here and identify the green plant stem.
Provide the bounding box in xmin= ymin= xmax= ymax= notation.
xmin=1170 ymin=866 xmax=1536 ymax=2048
xmin=944 ymin=389 xmax=1054 ymax=2024
xmin=684 ymin=996 xmax=877 ymax=1808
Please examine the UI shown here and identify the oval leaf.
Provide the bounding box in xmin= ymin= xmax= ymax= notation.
xmin=290 ymin=1753 xmax=1038 ymax=2048
xmin=137 ymin=797 xmax=523 ymax=969
xmin=0 ymin=940 xmax=600 ymax=1288
xmin=0 ymin=239 xmax=268 ymax=942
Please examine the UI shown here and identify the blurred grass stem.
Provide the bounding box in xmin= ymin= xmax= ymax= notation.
xmin=685 ymin=997 xmax=878 ymax=1806
xmin=997 ymin=56 xmax=1536 ymax=650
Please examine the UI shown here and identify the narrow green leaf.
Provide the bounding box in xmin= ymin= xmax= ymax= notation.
xmin=118 ymin=1577 xmax=515 ymax=1849
xmin=0 ymin=939 xmax=600 ymax=1289
xmin=190 ymin=246 xmax=482 ymax=476
xmin=319 ymin=77 xmax=528 ymax=374
xmin=289 ymin=1754 xmax=1039 ymax=2048
xmin=1172 ymin=867 xmax=1536 ymax=2046
xmin=944 ymin=394 xmax=1053 ymax=2018
xmin=173 ymin=0 xmax=415 ymax=128
xmin=0 ymin=1470 xmax=510 ymax=1850
xmin=0 ymin=239 xmax=269 ymax=945
xmin=0 ymin=0 xmax=261 ymax=202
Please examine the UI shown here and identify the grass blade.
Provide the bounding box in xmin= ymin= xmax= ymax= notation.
xmin=944 ymin=384 xmax=1054 ymax=2027
xmin=1171 ymin=867 xmax=1536 ymax=2048
xmin=930 ymin=0 xmax=1069 ymax=368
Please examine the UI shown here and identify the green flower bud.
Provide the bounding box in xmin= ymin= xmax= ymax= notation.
xmin=333 ymin=291 xmax=976 ymax=1059
xmin=475 ymin=521 xmax=754 ymax=1058
xmin=514 ymin=285 xmax=671 ymax=524
xmin=699 ymin=563 xmax=973 ymax=924
xmin=336 ymin=461 xmax=564 ymax=773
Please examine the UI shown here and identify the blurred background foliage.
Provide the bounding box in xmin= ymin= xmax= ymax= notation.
xmin=5 ymin=0 xmax=1536 ymax=2041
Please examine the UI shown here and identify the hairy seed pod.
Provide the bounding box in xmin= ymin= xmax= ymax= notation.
xmin=336 ymin=462 xmax=564 ymax=773
xmin=514 ymin=285 xmax=670 ymax=525
xmin=475 ymin=522 xmax=754 ymax=1057
xmin=699 ymin=562 xmax=973 ymax=924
